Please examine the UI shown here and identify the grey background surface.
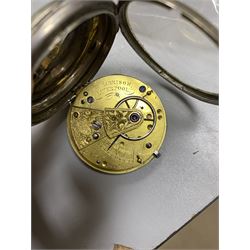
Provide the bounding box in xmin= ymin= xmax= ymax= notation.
xmin=32 ymin=1 xmax=219 ymax=249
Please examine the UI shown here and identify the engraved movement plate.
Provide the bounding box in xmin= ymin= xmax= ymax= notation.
xmin=67 ymin=75 xmax=167 ymax=174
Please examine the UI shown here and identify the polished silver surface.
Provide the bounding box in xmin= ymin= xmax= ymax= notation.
xmin=32 ymin=1 xmax=118 ymax=124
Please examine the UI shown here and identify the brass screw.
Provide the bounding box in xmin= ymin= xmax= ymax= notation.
xmin=137 ymin=155 xmax=142 ymax=163
xmin=92 ymin=133 xmax=100 ymax=140
xmin=73 ymin=112 xmax=78 ymax=118
xmin=146 ymin=142 xmax=152 ymax=149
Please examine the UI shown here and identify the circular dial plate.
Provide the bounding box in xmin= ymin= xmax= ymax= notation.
xmin=67 ymin=75 xmax=167 ymax=174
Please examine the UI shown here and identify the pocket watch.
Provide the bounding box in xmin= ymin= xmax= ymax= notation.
xmin=32 ymin=0 xmax=218 ymax=174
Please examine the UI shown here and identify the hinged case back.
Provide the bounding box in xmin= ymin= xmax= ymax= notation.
xmin=118 ymin=0 xmax=219 ymax=105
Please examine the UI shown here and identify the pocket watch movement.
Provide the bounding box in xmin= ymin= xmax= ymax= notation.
xmin=67 ymin=75 xmax=167 ymax=174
